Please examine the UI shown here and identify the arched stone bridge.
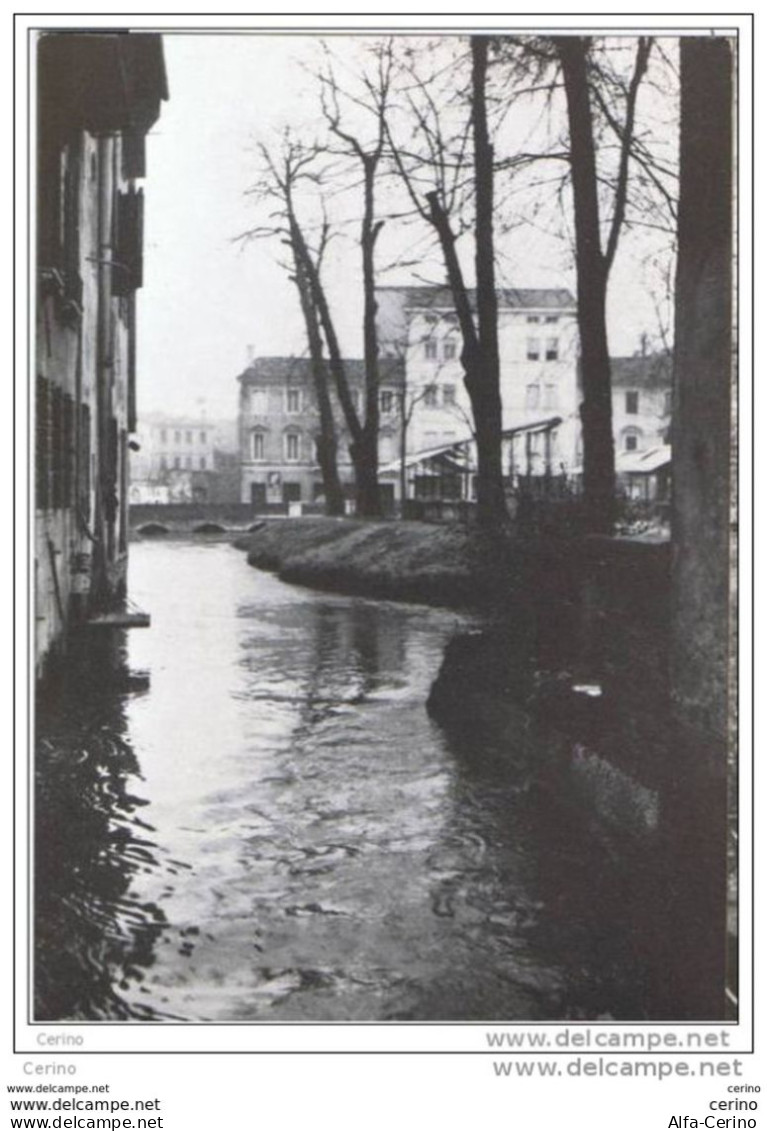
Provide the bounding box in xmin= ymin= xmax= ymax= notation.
xmin=130 ymin=503 xmax=269 ymax=537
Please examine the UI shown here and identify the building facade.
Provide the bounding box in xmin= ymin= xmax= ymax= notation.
xmin=610 ymin=354 xmax=672 ymax=455
xmin=128 ymin=414 xmax=239 ymax=504
xmin=35 ymin=33 xmax=167 ymax=675
xmin=376 ymin=286 xmax=581 ymax=480
xmin=238 ymin=356 xmax=404 ymax=510
xmin=611 ymin=354 xmax=672 ymax=509
xmin=235 ymin=298 xmax=671 ymax=515
xmin=374 ymin=285 xmax=580 ymax=501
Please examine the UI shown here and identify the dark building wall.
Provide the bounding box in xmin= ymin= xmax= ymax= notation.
xmin=35 ymin=33 xmax=167 ymax=676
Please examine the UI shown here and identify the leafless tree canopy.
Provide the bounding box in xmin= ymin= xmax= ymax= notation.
xmin=239 ymin=34 xmax=680 ymax=531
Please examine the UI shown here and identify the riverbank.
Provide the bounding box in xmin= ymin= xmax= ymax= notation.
xmin=235 ymin=517 xmax=524 ymax=608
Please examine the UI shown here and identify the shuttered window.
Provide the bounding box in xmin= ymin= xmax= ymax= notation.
xmin=113 ymin=187 xmax=145 ymax=295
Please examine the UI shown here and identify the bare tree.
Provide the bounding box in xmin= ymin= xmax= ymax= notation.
xmin=239 ymin=135 xmax=346 ymax=515
xmin=291 ymin=244 xmax=346 ymax=516
xmin=554 ymin=35 xmax=653 ymax=533
xmin=314 ymin=40 xmax=397 ymax=517
xmin=387 ymin=35 xmax=509 ymax=528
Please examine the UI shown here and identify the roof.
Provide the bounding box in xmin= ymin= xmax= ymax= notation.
xmin=376 ymin=285 xmax=576 ymax=311
xmin=238 ymin=355 xmax=405 ymax=385
xmin=376 ymin=285 xmax=575 ymax=350
xmin=38 ymin=33 xmax=168 ymax=136
xmin=616 ymin=445 xmax=672 ymax=474
xmin=501 ymin=415 xmax=563 ymax=437
xmin=611 ymin=354 xmax=672 ymax=388
xmin=379 ymin=437 xmax=475 ymax=473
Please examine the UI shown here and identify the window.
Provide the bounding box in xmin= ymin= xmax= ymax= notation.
xmin=185 ymin=431 xmax=193 ymax=444
xmin=543 ymin=384 xmax=558 ymax=409
xmin=443 ymin=340 xmax=457 ymax=360
xmin=380 ymin=390 xmax=394 ymax=415
xmin=252 ymin=432 xmax=265 ymax=460
xmin=174 ymin=456 xmax=181 ymax=469
xmin=38 ymin=129 xmax=82 ymax=306
xmin=527 ymin=337 xmax=541 ymax=361
xmin=200 ymin=431 xmax=207 ymax=444
xmin=425 ymin=340 xmax=438 ymax=360
xmin=185 ymin=456 xmax=192 ymax=469
xmin=545 ymin=338 xmax=559 ymax=361
xmin=443 ymin=384 xmax=456 ymax=406
xmin=424 ymin=384 xmax=438 ymax=407
xmin=113 ymin=187 xmax=144 ymax=294
xmin=527 ymin=315 xmax=540 ymax=324
xmin=174 ymin=430 xmax=181 ymax=443
xmin=622 ymin=427 xmax=643 ymax=452
xmin=200 ymin=457 xmax=207 ymax=471
xmin=286 ymin=389 xmax=301 ymax=414
xmin=251 ymin=389 xmax=268 ymax=414
xmin=160 ymin=429 xmax=167 ymax=443
xmin=545 ymin=315 xmax=559 ymax=324
xmin=160 ymin=456 xmax=167 ymax=470
xmin=285 ymin=433 xmax=300 ymax=462
xmin=525 ymin=384 xmax=540 ymax=409
xmin=664 ymin=390 xmax=672 ymax=414
xmin=626 ymin=391 xmax=639 ymax=414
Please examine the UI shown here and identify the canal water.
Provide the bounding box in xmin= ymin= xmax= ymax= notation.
xmin=35 ymin=539 xmax=652 ymax=1022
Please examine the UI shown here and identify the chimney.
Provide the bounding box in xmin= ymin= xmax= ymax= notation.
xmin=246 ymin=344 xmax=256 ymax=365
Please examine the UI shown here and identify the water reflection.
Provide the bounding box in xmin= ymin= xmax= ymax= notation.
xmin=35 ymin=636 xmax=169 ymax=1020
xmin=35 ymin=541 xmax=668 ymax=1021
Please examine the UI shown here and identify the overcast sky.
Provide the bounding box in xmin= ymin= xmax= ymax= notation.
xmin=137 ymin=33 xmax=677 ymax=422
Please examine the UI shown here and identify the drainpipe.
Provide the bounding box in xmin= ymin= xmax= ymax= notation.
xmin=92 ymin=134 xmax=113 ymax=609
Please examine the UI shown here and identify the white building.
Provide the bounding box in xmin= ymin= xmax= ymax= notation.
xmin=610 ymin=354 xmax=672 ymax=456
xmin=376 ymin=286 xmax=580 ymax=485
xmin=129 ymin=414 xmax=238 ymax=503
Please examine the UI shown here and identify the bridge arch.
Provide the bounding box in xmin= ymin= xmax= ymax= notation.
xmin=192 ymin=522 xmax=227 ymax=534
xmin=136 ymin=522 xmax=170 ymax=536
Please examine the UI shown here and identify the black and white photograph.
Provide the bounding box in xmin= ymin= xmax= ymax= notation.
xmin=26 ymin=15 xmax=743 ymax=1041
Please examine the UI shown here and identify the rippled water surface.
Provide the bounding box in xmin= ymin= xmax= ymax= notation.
xmin=36 ymin=540 xmax=648 ymax=1022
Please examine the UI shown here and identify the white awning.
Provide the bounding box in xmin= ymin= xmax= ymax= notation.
xmin=379 ymin=437 xmax=475 ymax=475
xmin=617 ymin=445 xmax=672 ymax=475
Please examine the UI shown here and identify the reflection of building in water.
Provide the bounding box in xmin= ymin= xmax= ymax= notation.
xmin=296 ymin=603 xmax=408 ymax=704
xmin=35 ymin=634 xmax=167 ymax=1020
xmin=35 ymin=34 xmax=168 ymax=676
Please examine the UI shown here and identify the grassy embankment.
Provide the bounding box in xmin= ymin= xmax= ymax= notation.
xmin=235 ymin=518 xmax=524 ymax=608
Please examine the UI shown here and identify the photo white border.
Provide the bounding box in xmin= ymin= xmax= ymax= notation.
xmin=13 ymin=9 xmax=755 ymax=1059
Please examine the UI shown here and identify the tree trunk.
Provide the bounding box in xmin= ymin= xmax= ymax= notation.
xmin=291 ymin=243 xmax=345 ymax=516
xmin=663 ymin=36 xmax=733 ymax=1019
xmin=420 ymin=40 xmax=508 ymax=531
xmin=290 ymin=223 xmax=379 ymax=515
xmin=357 ymin=156 xmax=383 ymax=517
xmin=557 ymin=36 xmax=615 ymax=535
xmin=471 ymin=35 xmax=508 ymax=529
